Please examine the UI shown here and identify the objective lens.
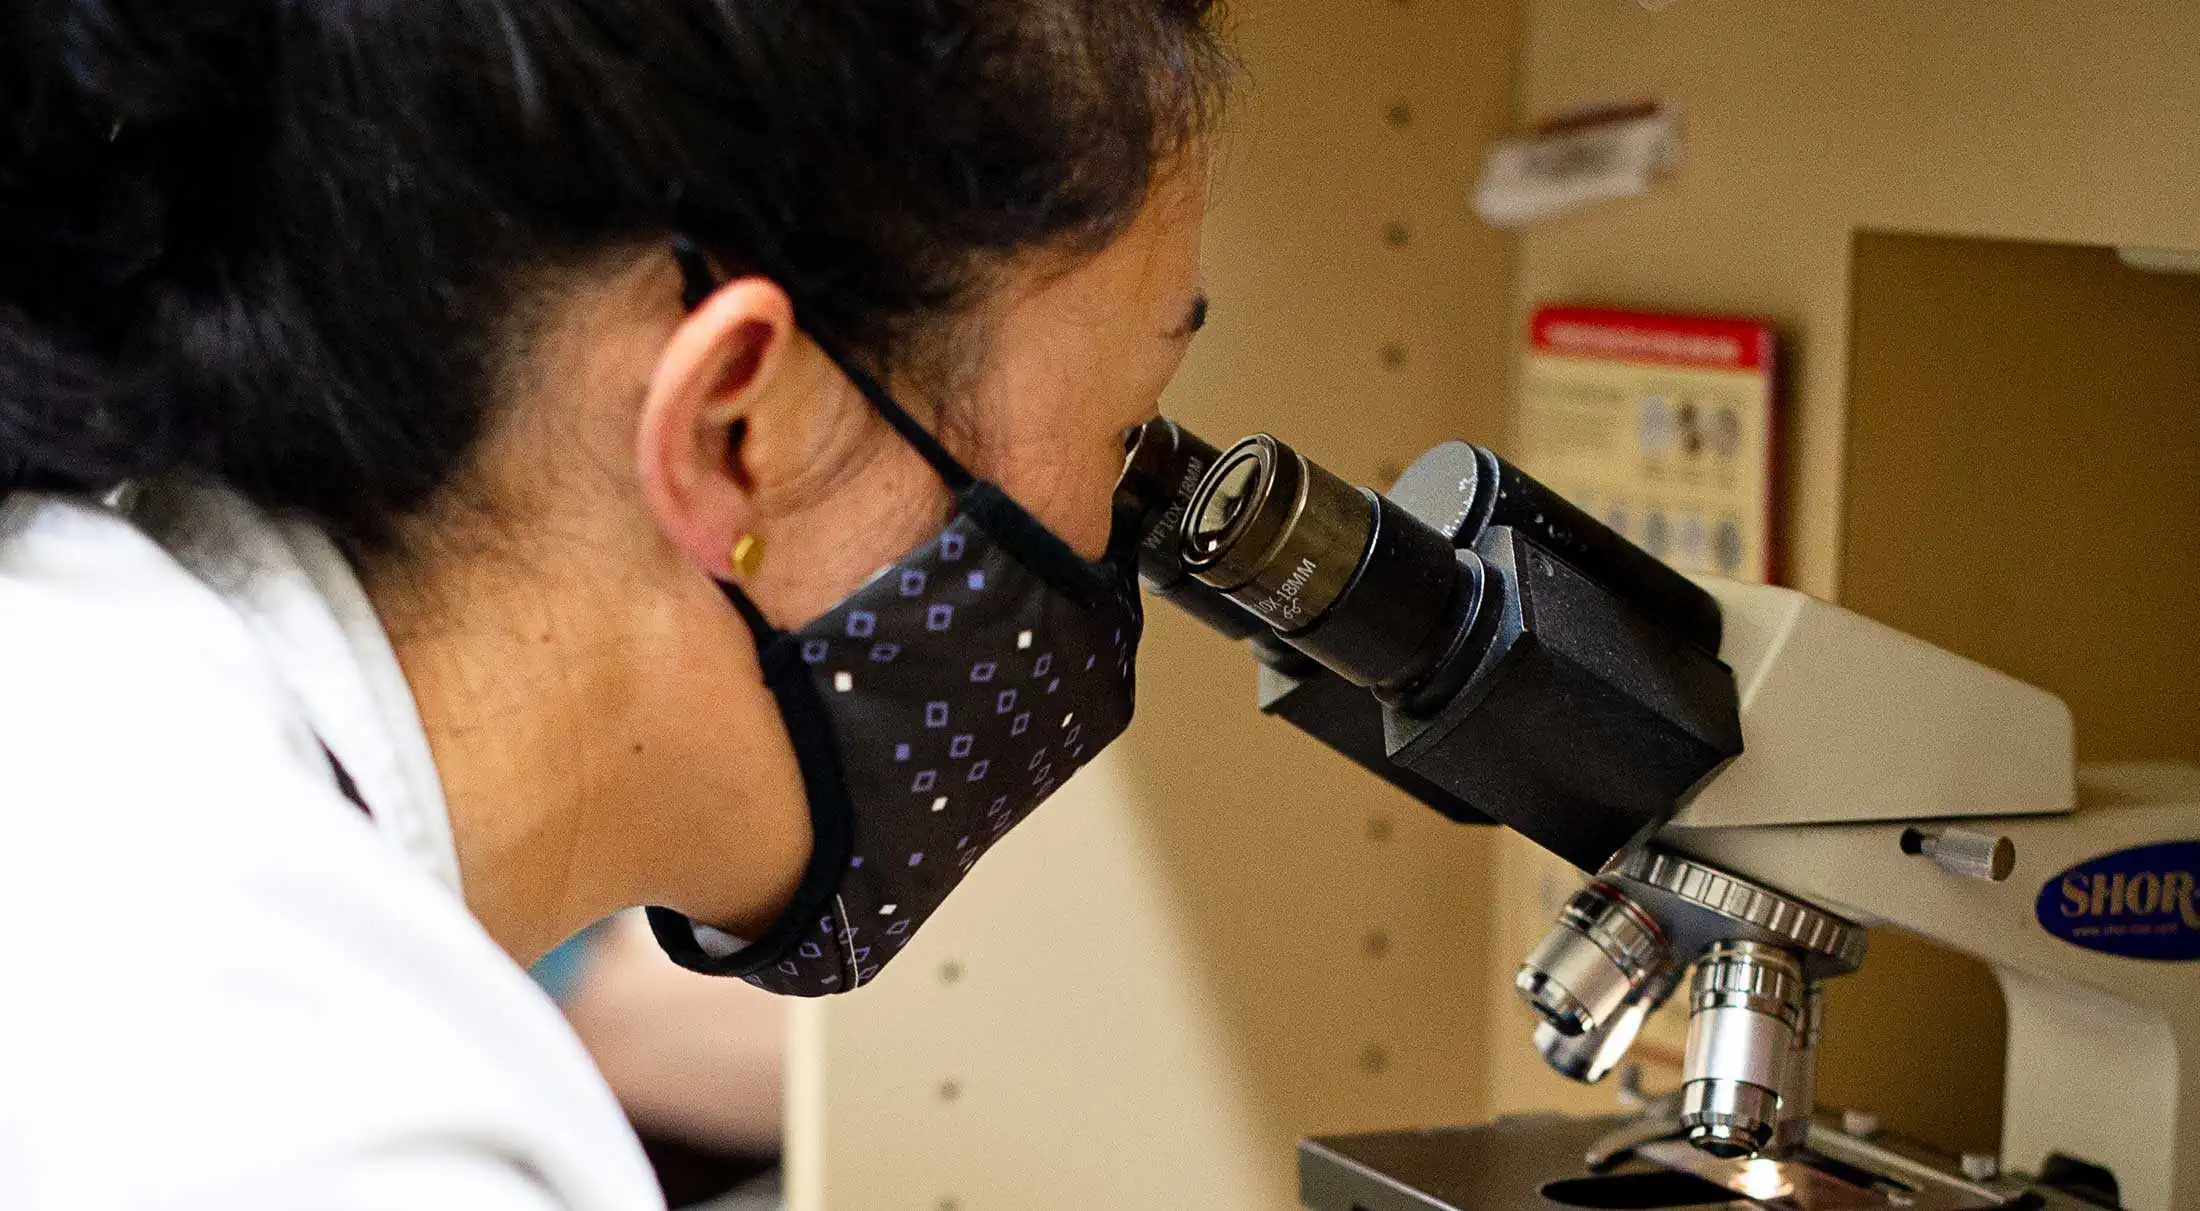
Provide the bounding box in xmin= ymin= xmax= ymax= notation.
xmin=1771 ymin=985 xmax=1823 ymax=1155
xmin=1178 ymin=433 xmax=1483 ymax=692
xmin=1515 ymin=882 xmax=1675 ymax=1039
xmin=1680 ymin=941 xmax=1807 ymax=1159
xmin=1538 ymin=948 xmax=1685 ymax=1085
xmin=1536 ymin=998 xmax=1648 ymax=1085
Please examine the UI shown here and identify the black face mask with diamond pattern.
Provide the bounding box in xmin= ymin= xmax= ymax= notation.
xmin=646 ymin=240 xmax=1145 ymax=995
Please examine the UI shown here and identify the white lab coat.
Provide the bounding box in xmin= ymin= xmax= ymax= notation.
xmin=0 ymin=484 xmax=664 ymax=1211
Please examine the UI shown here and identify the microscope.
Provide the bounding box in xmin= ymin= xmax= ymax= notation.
xmin=1116 ymin=420 xmax=2199 ymax=1211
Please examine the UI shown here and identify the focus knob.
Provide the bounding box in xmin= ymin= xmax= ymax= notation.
xmin=1903 ymin=828 xmax=2016 ymax=883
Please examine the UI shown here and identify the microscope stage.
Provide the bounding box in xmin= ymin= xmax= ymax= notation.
xmin=1300 ymin=1115 xmax=1715 ymax=1211
xmin=1300 ymin=1114 xmax=2078 ymax=1211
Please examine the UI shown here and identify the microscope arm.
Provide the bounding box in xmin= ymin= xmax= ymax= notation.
xmin=1675 ymin=578 xmax=2072 ymax=829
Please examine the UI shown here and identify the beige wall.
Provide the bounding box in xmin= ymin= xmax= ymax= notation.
xmin=1510 ymin=0 xmax=2199 ymax=601
xmin=1843 ymin=232 xmax=2200 ymax=768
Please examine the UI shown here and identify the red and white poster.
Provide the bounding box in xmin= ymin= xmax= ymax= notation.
xmin=1515 ymin=306 xmax=1782 ymax=584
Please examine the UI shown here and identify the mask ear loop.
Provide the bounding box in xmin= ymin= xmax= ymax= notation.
xmin=671 ymin=235 xmax=718 ymax=313
xmin=671 ymin=236 xmax=974 ymax=495
xmin=670 ymin=236 xmax=1127 ymax=613
xmin=812 ymin=344 xmax=979 ymax=497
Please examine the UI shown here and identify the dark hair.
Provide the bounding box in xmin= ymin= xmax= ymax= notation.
xmin=0 ymin=1 xmax=1229 ymax=552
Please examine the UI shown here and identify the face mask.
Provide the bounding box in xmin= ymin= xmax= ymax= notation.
xmin=645 ymin=240 xmax=1144 ymax=995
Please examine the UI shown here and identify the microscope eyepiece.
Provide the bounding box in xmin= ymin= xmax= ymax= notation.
xmin=1115 ymin=419 xmax=1261 ymax=641
xmin=1183 ymin=445 xmax=1263 ymax=561
xmin=1180 ymin=435 xmax=1375 ymax=632
xmin=1119 ymin=418 xmax=1213 ymax=581
xmin=1177 ymin=433 xmax=1484 ymax=694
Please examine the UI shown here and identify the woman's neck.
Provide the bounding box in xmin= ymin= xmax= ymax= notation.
xmin=364 ymin=556 xmax=812 ymax=966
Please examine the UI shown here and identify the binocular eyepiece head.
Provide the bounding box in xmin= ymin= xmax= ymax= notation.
xmin=1117 ymin=416 xmax=1743 ymax=876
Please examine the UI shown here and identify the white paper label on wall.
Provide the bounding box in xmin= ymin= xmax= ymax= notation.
xmin=1515 ymin=306 xmax=1781 ymax=584
xmin=1473 ymin=105 xmax=1679 ymax=229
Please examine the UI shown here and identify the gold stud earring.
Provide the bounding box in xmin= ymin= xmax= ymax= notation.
xmin=730 ymin=534 xmax=766 ymax=579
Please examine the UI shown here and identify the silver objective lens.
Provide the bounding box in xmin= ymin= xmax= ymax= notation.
xmin=1680 ymin=940 xmax=1808 ymax=1159
xmin=1771 ymin=984 xmax=1825 ymax=1155
xmin=1515 ymin=882 xmax=1674 ymax=1039
xmin=1532 ymin=961 xmax=1683 ymax=1084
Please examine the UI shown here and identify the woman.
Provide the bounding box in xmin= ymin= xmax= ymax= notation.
xmin=0 ymin=3 xmax=1228 ymax=1207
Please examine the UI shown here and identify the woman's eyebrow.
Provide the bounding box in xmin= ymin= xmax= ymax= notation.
xmin=1165 ymin=294 xmax=1210 ymax=341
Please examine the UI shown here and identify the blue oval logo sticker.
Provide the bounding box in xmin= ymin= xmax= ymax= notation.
xmin=2036 ymin=841 xmax=2200 ymax=961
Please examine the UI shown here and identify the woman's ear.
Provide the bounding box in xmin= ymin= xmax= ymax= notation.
xmin=635 ymin=277 xmax=800 ymax=579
